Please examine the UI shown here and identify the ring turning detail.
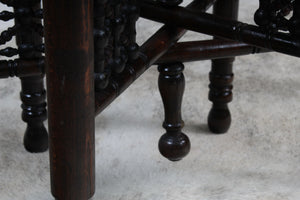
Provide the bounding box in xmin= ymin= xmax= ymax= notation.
xmin=0 ymin=0 xmax=299 ymax=199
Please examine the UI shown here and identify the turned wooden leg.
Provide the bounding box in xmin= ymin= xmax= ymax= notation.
xmin=158 ymin=63 xmax=190 ymax=161
xmin=43 ymin=0 xmax=95 ymax=199
xmin=20 ymin=76 xmax=48 ymax=152
xmin=13 ymin=1 xmax=48 ymax=152
xmin=208 ymin=0 xmax=239 ymax=134
xmin=208 ymin=59 xmax=234 ymax=133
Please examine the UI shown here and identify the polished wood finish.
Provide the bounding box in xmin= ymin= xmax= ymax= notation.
xmin=95 ymin=0 xmax=217 ymax=115
xmin=20 ymin=75 xmax=48 ymax=152
xmin=0 ymin=58 xmax=44 ymax=78
xmin=158 ymin=63 xmax=190 ymax=161
xmin=14 ymin=1 xmax=48 ymax=152
xmin=43 ymin=0 xmax=95 ymax=199
xmin=156 ymin=0 xmax=190 ymax=161
xmin=0 ymin=40 xmax=269 ymax=79
xmin=208 ymin=0 xmax=239 ymax=134
xmin=139 ymin=0 xmax=300 ymax=57
xmin=0 ymin=0 xmax=299 ymax=199
xmin=156 ymin=40 xmax=269 ymax=64
xmin=95 ymin=24 xmax=187 ymax=115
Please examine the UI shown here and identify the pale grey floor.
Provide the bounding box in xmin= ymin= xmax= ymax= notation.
xmin=0 ymin=1 xmax=299 ymax=200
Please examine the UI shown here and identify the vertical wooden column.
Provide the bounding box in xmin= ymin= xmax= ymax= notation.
xmin=208 ymin=0 xmax=239 ymax=133
xmin=43 ymin=0 xmax=95 ymax=199
xmin=158 ymin=63 xmax=190 ymax=161
xmin=14 ymin=1 xmax=48 ymax=152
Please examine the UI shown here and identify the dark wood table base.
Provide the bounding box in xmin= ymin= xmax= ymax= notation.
xmin=0 ymin=0 xmax=299 ymax=199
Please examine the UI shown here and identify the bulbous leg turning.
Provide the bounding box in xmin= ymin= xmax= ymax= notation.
xmin=159 ymin=131 xmax=190 ymax=162
xmin=20 ymin=76 xmax=48 ymax=153
xmin=158 ymin=62 xmax=190 ymax=161
xmin=208 ymin=104 xmax=231 ymax=134
xmin=23 ymin=123 xmax=48 ymax=153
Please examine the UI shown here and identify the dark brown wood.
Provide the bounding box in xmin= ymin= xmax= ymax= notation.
xmin=0 ymin=40 xmax=270 ymax=78
xmin=155 ymin=0 xmax=189 ymax=162
xmin=95 ymin=0 xmax=217 ymax=115
xmin=207 ymin=0 xmax=239 ymax=134
xmin=0 ymin=58 xmax=44 ymax=78
xmin=156 ymin=40 xmax=270 ymax=64
xmin=94 ymin=0 xmax=140 ymax=91
xmin=0 ymin=0 xmax=299 ymax=198
xmin=0 ymin=44 xmax=44 ymax=57
xmin=254 ymin=0 xmax=294 ymax=32
xmin=158 ymin=62 xmax=190 ymax=161
xmin=14 ymin=1 xmax=48 ymax=152
xmin=95 ymin=24 xmax=186 ymax=115
xmin=43 ymin=0 xmax=95 ymax=199
xmin=20 ymin=75 xmax=48 ymax=152
xmin=138 ymin=0 xmax=300 ymax=57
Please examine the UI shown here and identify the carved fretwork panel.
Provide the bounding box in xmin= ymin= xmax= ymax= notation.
xmin=94 ymin=0 xmax=140 ymax=91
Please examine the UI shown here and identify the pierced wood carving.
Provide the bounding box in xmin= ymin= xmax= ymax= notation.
xmin=94 ymin=0 xmax=140 ymax=91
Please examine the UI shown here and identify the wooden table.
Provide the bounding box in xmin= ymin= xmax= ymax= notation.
xmin=0 ymin=0 xmax=298 ymax=199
